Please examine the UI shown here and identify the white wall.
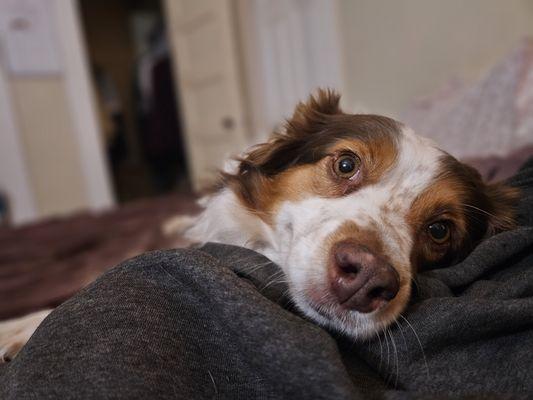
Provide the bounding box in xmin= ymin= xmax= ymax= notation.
xmin=338 ymin=0 xmax=533 ymax=117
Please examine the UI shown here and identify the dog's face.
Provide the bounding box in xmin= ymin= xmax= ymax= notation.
xmin=223 ymin=90 xmax=518 ymax=338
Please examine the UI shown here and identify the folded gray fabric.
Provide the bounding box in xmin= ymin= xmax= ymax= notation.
xmin=1 ymin=159 xmax=532 ymax=400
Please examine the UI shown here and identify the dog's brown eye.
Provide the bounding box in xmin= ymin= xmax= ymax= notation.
xmin=428 ymin=221 xmax=450 ymax=244
xmin=334 ymin=154 xmax=361 ymax=178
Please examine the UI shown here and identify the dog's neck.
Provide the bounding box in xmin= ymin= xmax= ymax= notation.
xmin=186 ymin=188 xmax=279 ymax=262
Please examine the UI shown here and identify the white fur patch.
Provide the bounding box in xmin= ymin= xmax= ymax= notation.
xmin=0 ymin=309 xmax=51 ymax=362
xmin=186 ymin=189 xmax=277 ymax=256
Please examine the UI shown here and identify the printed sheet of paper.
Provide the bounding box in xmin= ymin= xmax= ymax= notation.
xmin=0 ymin=0 xmax=62 ymax=76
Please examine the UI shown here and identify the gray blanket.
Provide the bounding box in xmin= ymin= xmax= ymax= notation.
xmin=1 ymin=159 xmax=532 ymax=399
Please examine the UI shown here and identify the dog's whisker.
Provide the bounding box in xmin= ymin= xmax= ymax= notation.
xmin=377 ymin=324 xmax=384 ymax=371
xmin=411 ymin=277 xmax=421 ymax=296
xmin=382 ymin=328 xmax=392 ymax=386
xmin=260 ymin=276 xmax=286 ymax=291
xmin=394 ymin=319 xmax=408 ymax=353
xmin=399 ymin=314 xmax=430 ymax=381
xmin=461 ymin=203 xmax=500 ymax=219
xmin=388 ymin=328 xmax=399 ymax=388
xmin=236 ymin=261 xmax=271 ymax=273
xmin=259 ymin=270 xmax=286 ymax=291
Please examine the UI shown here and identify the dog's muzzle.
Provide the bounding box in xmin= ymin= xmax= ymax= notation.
xmin=328 ymin=242 xmax=400 ymax=313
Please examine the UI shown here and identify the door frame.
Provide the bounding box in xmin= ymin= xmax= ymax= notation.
xmin=56 ymin=0 xmax=114 ymax=210
xmin=0 ymin=61 xmax=37 ymax=224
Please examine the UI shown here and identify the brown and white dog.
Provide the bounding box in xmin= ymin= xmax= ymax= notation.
xmin=0 ymin=90 xmax=518 ymax=361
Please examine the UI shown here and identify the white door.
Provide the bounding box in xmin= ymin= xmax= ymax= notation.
xmin=245 ymin=0 xmax=345 ymax=140
xmin=164 ymin=0 xmax=249 ymax=190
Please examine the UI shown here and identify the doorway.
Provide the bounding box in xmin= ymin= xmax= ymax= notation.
xmin=78 ymin=0 xmax=190 ymax=203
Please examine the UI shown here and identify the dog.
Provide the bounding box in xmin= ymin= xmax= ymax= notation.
xmin=0 ymin=89 xmax=518 ymax=362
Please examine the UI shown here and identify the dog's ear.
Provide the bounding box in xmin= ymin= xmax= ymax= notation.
xmin=222 ymin=89 xmax=342 ymax=207
xmin=466 ymin=164 xmax=520 ymax=236
xmin=293 ymin=88 xmax=342 ymax=118
xmin=286 ymin=88 xmax=342 ymax=136
xmin=440 ymin=158 xmax=519 ymax=245
xmin=237 ymin=89 xmax=342 ymax=176
xmin=483 ymin=182 xmax=520 ymax=235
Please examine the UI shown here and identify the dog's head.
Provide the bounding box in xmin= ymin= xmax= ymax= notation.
xmin=222 ymin=90 xmax=518 ymax=338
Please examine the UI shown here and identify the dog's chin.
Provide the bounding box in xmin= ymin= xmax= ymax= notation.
xmin=289 ymin=287 xmax=407 ymax=340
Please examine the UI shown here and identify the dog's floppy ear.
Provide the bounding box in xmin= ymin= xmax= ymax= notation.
xmin=238 ymin=89 xmax=342 ymax=176
xmin=287 ymin=88 xmax=342 ymax=135
xmin=461 ymin=162 xmax=519 ymax=237
xmin=222 ymin=89 xmax=342 ymax=208
xmin=483 ymin=182 xmax=520 ymax=235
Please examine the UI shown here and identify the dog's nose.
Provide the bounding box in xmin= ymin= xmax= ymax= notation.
xmin=329 ymin=242 xmax=400 ymax=313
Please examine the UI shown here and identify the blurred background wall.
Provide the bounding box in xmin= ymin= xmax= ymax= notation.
xmin=338 ymin=0 xmax=533 ymax=117
xmin=1 ymin=0 xmax=533 ymax=226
